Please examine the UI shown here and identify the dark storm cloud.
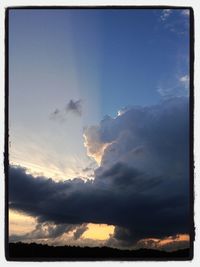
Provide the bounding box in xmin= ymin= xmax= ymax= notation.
xmin=66 ymin=99 xmax=82 ymax=116
xmin=9 ymin=97 xmax=190 ymax=247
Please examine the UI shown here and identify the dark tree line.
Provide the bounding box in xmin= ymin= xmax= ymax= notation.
xmin=7 ymin=242 xmax=191 ymax=261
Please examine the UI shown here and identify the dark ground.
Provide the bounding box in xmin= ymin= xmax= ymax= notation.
xmin=7 ymin=242 xmax=192 ymax=261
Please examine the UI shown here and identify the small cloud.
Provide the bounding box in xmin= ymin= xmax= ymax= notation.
xmin=49 ymin=108 xmax=65 ymax=122
xmin=50 ymin=99 xmax=82 ymax=122
xmin=160 ymin=9 xmax=172 ymax=21
xmin=52 ymin=108 xmax=59 ymax=116
xmin=179 ymin=75 xmax=189 ymax=88
xmin=179 ymin=74 xmax=189 ymax=83
xmin=66 ymin=99 xmax=82 ymax=116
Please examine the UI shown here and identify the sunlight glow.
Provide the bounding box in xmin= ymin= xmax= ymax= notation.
xmin=82 ymin=223 xmax=115 ymax=240
xmin=10 ymin=160 xmax=94 ymax=182
xmin=139 ymin=234 xmax=190 ymax=248
xmin=83 ymin=133 xmax=111 ymax=166
xmin=9 ymin=209 xmax=36 ymax=235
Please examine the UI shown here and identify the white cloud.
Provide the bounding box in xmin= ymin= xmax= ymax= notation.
xmin=180 ymin=74 xmax=189 ymax=83
xmin=157 ymin=74 xmax=189 ymax=98
xmin=160 ymin=9 xmax=172 ymax=21
xmin=157 ymin=86 xmax=174 ymax=97
xmin=179 ymin=75 xmax=189 ymax=88
xmin=83 ymin=126 xmax=112 ymax=165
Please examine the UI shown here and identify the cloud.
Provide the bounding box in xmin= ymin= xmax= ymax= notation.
xmin=157 ymin=74 xmax=189 ymax=98
xmin=9 ymin=222 xmax=76 ymax=243
xmin=66 ymin=99 xmax=82 ymax=116
xmin=83 ymin=125 xmax=111 ymax=165
xmin=179 ymin=75 xmax=189 ymax=88
xmin=159 ymin=9 xmax=189 ymax=35
xmin=51 ymin=108 xmax=60 ymax=116
xmin=49 ymin=99 xmax=82 ymax=122
xmin=160 ymin=9 xmax=172 ymax=21
xmin=9 ymin=97 xmax=190 ymax=248
xmin=49 ymin=108 xmax=66 ymax=123
xmin=137 ymin=234 xmax=189 ymax=252
xmin=73 ymin=224 xmax=88 ymax=240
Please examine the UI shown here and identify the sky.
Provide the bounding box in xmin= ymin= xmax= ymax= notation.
xmin=8 ymin=8 xmax=191 ymax=251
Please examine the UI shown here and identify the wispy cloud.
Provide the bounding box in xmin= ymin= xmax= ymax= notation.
xmin=160 ymin=9 xmax=172 ymax=21
xmin=157 ymin=74 xmax=189 ymax=98
xmin=49 ymin=108 xmax=66 ymax=123
xmin=179 ymin=75 xmax=189 ymax=88
xmin=159 ymin=9 xmax=189 ymax=35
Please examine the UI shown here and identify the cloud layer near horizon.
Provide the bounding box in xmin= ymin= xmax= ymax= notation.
xmin=9 ymin=97 xmax=190 ymax=248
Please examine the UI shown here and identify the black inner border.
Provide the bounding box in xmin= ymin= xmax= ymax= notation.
xmin=4 ymin=5 xmax=195 ymax=262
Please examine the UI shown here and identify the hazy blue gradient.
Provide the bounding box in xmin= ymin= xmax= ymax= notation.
xmin=9 ymin=9 xmax=189 ymax=180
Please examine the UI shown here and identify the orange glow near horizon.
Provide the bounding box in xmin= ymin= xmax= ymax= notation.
xmin=9 ymin=209 xmax=36 ymax=235
xmin=82 ymin=223 xmax=115 ymax=240
xmin=139 ymin=234 xmax=190 ymax=248
xmin=158 ymin=234 xmax=189 ymax=246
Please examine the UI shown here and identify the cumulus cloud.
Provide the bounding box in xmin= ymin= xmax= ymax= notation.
xmin=9 ymin=97 xmax=190 ymax=249
xmin=83 ymin=125 xmax=111 ymax=165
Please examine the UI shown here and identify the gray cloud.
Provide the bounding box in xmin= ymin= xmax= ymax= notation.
xmin=50 ymin=99 xmax=82 ymax=122
xmin=9 ymin=222 xmax=76 ymax=243
xmin=66 ymin=99 xmax=82 ymax=116
xmin=49 ymin=108 xmax=66 ymax=122
xmin=73 ymin=224 xmax=88 ymax=240
xmin=9 ymin=97 xmax=190 ymax=248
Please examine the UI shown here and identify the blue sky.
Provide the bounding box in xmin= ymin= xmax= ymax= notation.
xmin=9 ymin=8 xmax=190 ymax=180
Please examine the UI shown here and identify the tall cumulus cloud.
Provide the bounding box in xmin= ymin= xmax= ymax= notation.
xmin=9 ymin=97 xmax=190 ymax=248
